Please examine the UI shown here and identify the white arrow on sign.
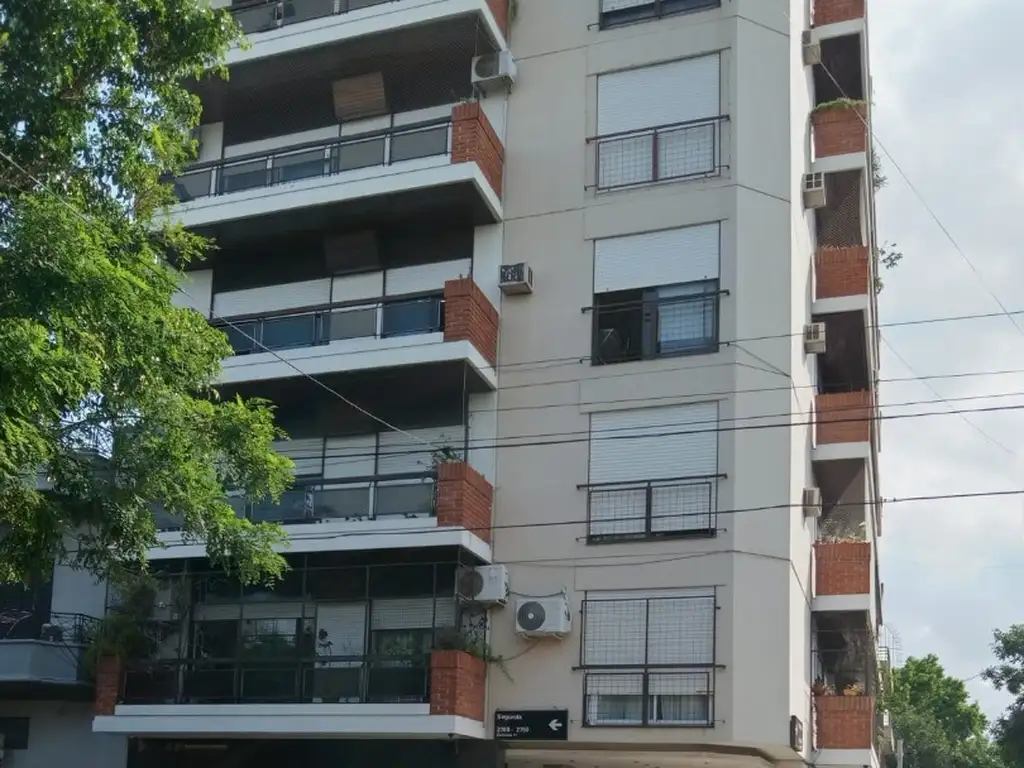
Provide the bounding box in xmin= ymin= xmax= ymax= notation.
xmin=548 ymin=719 xmax=563 ymax=732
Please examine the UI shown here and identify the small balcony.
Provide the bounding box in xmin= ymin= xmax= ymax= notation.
xmin=812 ymin=624 xmax=879 ymax=760
xmin=812 ymin=102 xmax=868 ymax=164
xmin=0 ymin=611 xmax=96 ymax=697
xmin=815 ymin=541 xmax=871 ymax=597
xmin=813 ymin=391 xmax=875 ymax=462
xmin=813 ymin=0 xmax=865 ymax=28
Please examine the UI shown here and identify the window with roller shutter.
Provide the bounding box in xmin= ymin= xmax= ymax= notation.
xmin=595 ymin=54 xmax=724 ymax=190
xmin=598 ymin=0 xmax=721 ymax=29
xmin=586 ymin=402 xmax=721 ymax=540
xmin=592 ymin=222 xmax=722 ymax=363
xmin=581 ymin=590 xmax=717 ymax=727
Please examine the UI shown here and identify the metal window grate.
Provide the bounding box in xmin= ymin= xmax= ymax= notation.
xmin=585 ymin=477 xmax=720 ymax=540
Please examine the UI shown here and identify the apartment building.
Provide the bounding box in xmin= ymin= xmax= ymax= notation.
xmin=0 ymin=0 xmax=884 ymax=766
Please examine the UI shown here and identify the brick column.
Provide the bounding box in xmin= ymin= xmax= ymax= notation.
xmin=94 ymin=656 xmax=122 ymax=715
xmin=815 ymin=541 xmax=871 ymax=595
xmin=814 ymin=695 xmax=876 ymax=748
xmin=485 ymin=0 xmax=510 ymax=38
xmin=813 ymin=0 xmax=866 ymax=26
xmin=815 ymin=391 xmax=874 ymax=444
xmin=815 ymin=246 xmax=870 ymax=299
xmin=812 ymin=103 xmax=868 ymax=158
xmin=444 ymin=277 xmax=499 ymax=366
xmin=436 ymin=461 xmax=494 ymax=544
xmin=430 ymin=649 xmax=486 ymax=721
xmin=451 ymin=102 xmax=504 ymax=200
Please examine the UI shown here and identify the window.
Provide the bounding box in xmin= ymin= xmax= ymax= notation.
xmin=599 ymin=0 xmax=721 ymax=29
xmin=595 ymin=55 xmax=722 ymax=190
xmin=587 ymin=403 xmax=719 ymax=540
xmin=582 ymin=592 xmax=716 ymax=727
xmin=592 ymin=223 xmax=721 ymax=363
xmin=0 ymin=717 xmax=30 ymax=750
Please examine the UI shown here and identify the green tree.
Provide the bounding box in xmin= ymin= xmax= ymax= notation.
xmin=0 ymin=0 xmax=292 ymax=585
xmin=983 ymin=625 xmax=1024 ymax=767
xmin=887 ymin=655 xmax=1005 ymax=768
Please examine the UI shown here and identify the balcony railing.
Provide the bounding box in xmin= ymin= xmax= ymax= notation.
xmin=122 ymin=654 xmax=429 ymax=705
xmin=214 ymin=294 xmax=445 ymax=356
xmin=173 ymin=119 xmax=451 ymax=202
xmin=230 ymin=0 xmax=399 ymax=35
xmin=582 ymin=475 xmax=723 ymax=542
xmin=0 ymin=610 xmax=96 ymax=644
xmin=591 ymin=115 xmax=728 ymax=191
xmin=598 ymin=0 xmax=721 ymax=29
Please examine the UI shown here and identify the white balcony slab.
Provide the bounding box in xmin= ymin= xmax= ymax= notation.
xmin=216 ymin=336 xmax=497 ymax=389
xmin=812 ymin=441 xmax=871 ymax=463
xmin=812 ymin=151 xmax=868 ymax=176
xmin=812 ymin=294 xmax=869 ymax=316
xmin=94 ymin=703 xmax=485 ymax=739
xmin=169 ymin=160 xmax=503 ymax=229
xmin=815 ymin=748 xmax=878 ymax=768
xmin=812 ymin=593 xmax=871 ymax=614
xmin=812 ymin=17 xmax=866 ymax=42
xmin=149 ymin=517 xmax=492 ymax=562
xmin=226 ymin=0 xmax=508 ymax=68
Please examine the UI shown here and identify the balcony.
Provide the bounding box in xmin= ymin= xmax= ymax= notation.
xmin=815 ymin=542 xmax=870 ymax=596
xmin=216 ymin=0 xmax=509 ymax=68
xmin=0 ymin=611 xmax=96 ymax=697
xmin=171 ymin=104 xmax=503 ymax=231
xmin=815 ymin=246 xmax=869 ymax=304
xmin=812 ymin=102 xmax=868 ymax=167
xmin=812 ymin=625 xmax=879 ymax=762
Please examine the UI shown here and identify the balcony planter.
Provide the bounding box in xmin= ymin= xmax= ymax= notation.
xmin=815 ymin=541 xmax=871 ymax=595
xmin=815 ymin=246 xmax=870 ymax=300
xmin=429 ymin=649 xmax=486 ymax=721
xmin=435 ymin=460 xmax=494 ymax=544
xmin=814 ymin=390 xmax=874 ymax=444
xmin=812 ymin=101 xmax=868 ymax=158
xmin=94 ymin=655 xmax=123 ymax=715
xmin=814 ymin=694 xmax=876 ymax=748
xmin=443 ymin=278 xmax=500 ymax=367
xmin=813 ymin=0 xmax=866 ymax=27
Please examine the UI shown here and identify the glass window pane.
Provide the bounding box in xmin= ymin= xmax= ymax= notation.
xmin=283 ymin=0 xmax=335 ymax=25
xmin=313 ymin=486 xmax=372 ymax=520
xmin=657 ymin=283 xmax=716 ymax=353
xmin=327 ymin=307 xmax=377 ymax=341
xmin=233 ymin=4 xmax=278 ymax=33
xmin=381 ymin=298 xmax=441 ymax=338
xmin=223 ymin=322 xmax=258 ymax=354
xmin=336 ymin=137 xmax=386 ymax=171
xmin=390 ymin=126 xmax=449 ymax=163
xmin=220 ymin=160 xmax=268 ymax=194
xmin=193 ymin=619 xmax=239 ymax=658
xmin=375 ymin=482 xmax=435 ymax=518
xmin=272 ymin=149 xmax=328 ymax=184
xmin=261 ymin=314 xmax=317 ymax=350
xmin=251 ymin=488 xmax=312 ymax=523
xmin=174 ymin=169 xmax=213 ymax=201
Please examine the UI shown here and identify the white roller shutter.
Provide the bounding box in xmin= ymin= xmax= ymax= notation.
xmin=589 ymin=402 xmax=718 ymax=483
xmin=597 ymin=54 xmax=720 ymax=136
xmin=371 ymin=598 xmax=456 ymax=629
xmin=583 ymin=599 xmax=646 ymax=665
xmin=385 ymin=259 xmax=471 ymax=296
xmin=274 ymin=438 xmax=324 ymax=477
xmin=646 ymin=595 xmax=715 ymax=664
xmin=323 ymin=435 xmax=376 ymax=480
xmin=214 ymin=278 xmax=331 ymax=318
xmin=377 ymin=426 xmax=463 ymax=476
xmin=594 ymin=223 xmax=720 ymax=293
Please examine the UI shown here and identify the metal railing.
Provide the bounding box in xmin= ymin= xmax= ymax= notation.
xmin=0 ymin=610 xmax=97 ymax=644
xmin=591 ymin=288 xmax=723 ymax=364
xmin=591 ymin=115 xmax=728 ymax=191
xmin=155 ymin=472 xmax=437 ymax=531
xmin=597 ymin=0 xmax=721 ymax=29
xmin=174 ymin=119 xmax=452 ymax=202
xmin=230 ymin=0 xmax=400 ymax=36
xmin=213 ymin=294 xmax=445 ymax=356
xmin=581 ymin=476 xmax=722 ymax=541
xmin=122 ymin=654 xmax=429 ymax=705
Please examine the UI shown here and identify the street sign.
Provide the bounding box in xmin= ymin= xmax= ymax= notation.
xmin=494 ymin=709 xmax=569 ymax=741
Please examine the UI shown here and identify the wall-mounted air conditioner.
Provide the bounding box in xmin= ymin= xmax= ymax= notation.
xmin=457 ymin=565 xmax=509 ymax=606
xmin=803 ymin=487 xmax=823 ymax=518
xmin=499 ymin=263 xmax=534 ymax=295
xmin=804 ymin=322 xmax=827 ymax=354
xmin=803 ymin=172 xmax=827 ymax=209
xmin=472 ymin=51 xmax=518 ymax=94
xmin=515 ymin=596 xmax=571 ymax=638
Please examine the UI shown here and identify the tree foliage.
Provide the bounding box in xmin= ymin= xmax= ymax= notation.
xmin=0 ymin=0 xmax=292 ymax=584
xmin=984 ymin=625 xmax=1024 ymax=767
xmin=887 ymin=655 xmax=1005 ymax=768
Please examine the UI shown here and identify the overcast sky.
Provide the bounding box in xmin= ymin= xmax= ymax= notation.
xmin=870 ymin=0 xmax=1024 ymax=720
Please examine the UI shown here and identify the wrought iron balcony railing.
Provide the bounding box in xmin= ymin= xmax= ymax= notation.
xmin=581 ymin=475 xmax=724 ymax=541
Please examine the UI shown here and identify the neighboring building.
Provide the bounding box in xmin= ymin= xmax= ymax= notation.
xmin=79 ymin=1 xmax=883 ymax=767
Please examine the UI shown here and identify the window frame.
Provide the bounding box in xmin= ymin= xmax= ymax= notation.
xmin=597 ymin=0 xmax=722 ymax=30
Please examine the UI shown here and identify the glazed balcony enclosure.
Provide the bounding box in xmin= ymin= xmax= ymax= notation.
xmin=93 ymin=550 xmax=488 ymax=739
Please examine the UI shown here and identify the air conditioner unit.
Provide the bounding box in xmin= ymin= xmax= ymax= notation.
xmin=804 ymin=322 xmax=827 ymax=354
xmin=515 ymin=596 xmax=571 ymax=638
xmin=499 ymin=262 xmax=534 ymax=295
xmin=802 ymin=31 xmax=822 ymax=66
xmin=803 ymin=173 xmax=827 ymax=209
xmin=802 ymin=487 xmax=822 ymax=518
xmin=457 ymin=565 xmax=509 ymax=606
xmin=472 ymin=51 xmax=518 ymax=94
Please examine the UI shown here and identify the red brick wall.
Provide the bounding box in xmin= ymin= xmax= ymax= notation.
xmin=444 ymin=277 xmax=499 ymax=366
xmin=815 ymin=391 xmax=874 ymax=444
xmin=814 ymin=695 xmax=875 ymax=748
xmin=812 ymin=104 xmax=868 ymax=158
xmin=451 ymin=102 xmax=505 ymax=200
xmin=436 ymin=461 xmax=494 ymax=544
xmin=815 ymin=541 xmax=871 ymax=595
xmin=813 ymin=0 xmax=866 ymax=26
xmin=94 ymin=656 xmax=122 ymax=716
xmin=815 ymin=246 xmax=869 ymax=299
xmin=430 ymin=650 xmax=486 ymax=721
xmin=485 ymin=0 xmax=510 ymax=38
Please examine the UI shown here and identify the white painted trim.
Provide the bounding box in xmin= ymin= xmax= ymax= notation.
xmin=216 ymin=337 xmax=497 ymax=389
xmin=812 ymin=593 xmax=871 ymax=614
xmin=812 ymin=295 xmax=869 ymax=316
xmin=169 ymin=161 xmax=502 ymax=229
xmin=226 ymin=0 xmax=508 ymax=68
xmin=94 ymin=705 xmax=485 ymax=739
xmin=811 ymin=18 xmax=866 ymax=42
xmin=149 ymin=521 xmax=492 ymax=563
xmin=812 ymin=151 xmax=868 ymax=176
xmin=812 ymin=442 xmax=870 ymax=463
xmin=815 ymin=748 xmax=878 ymax=768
